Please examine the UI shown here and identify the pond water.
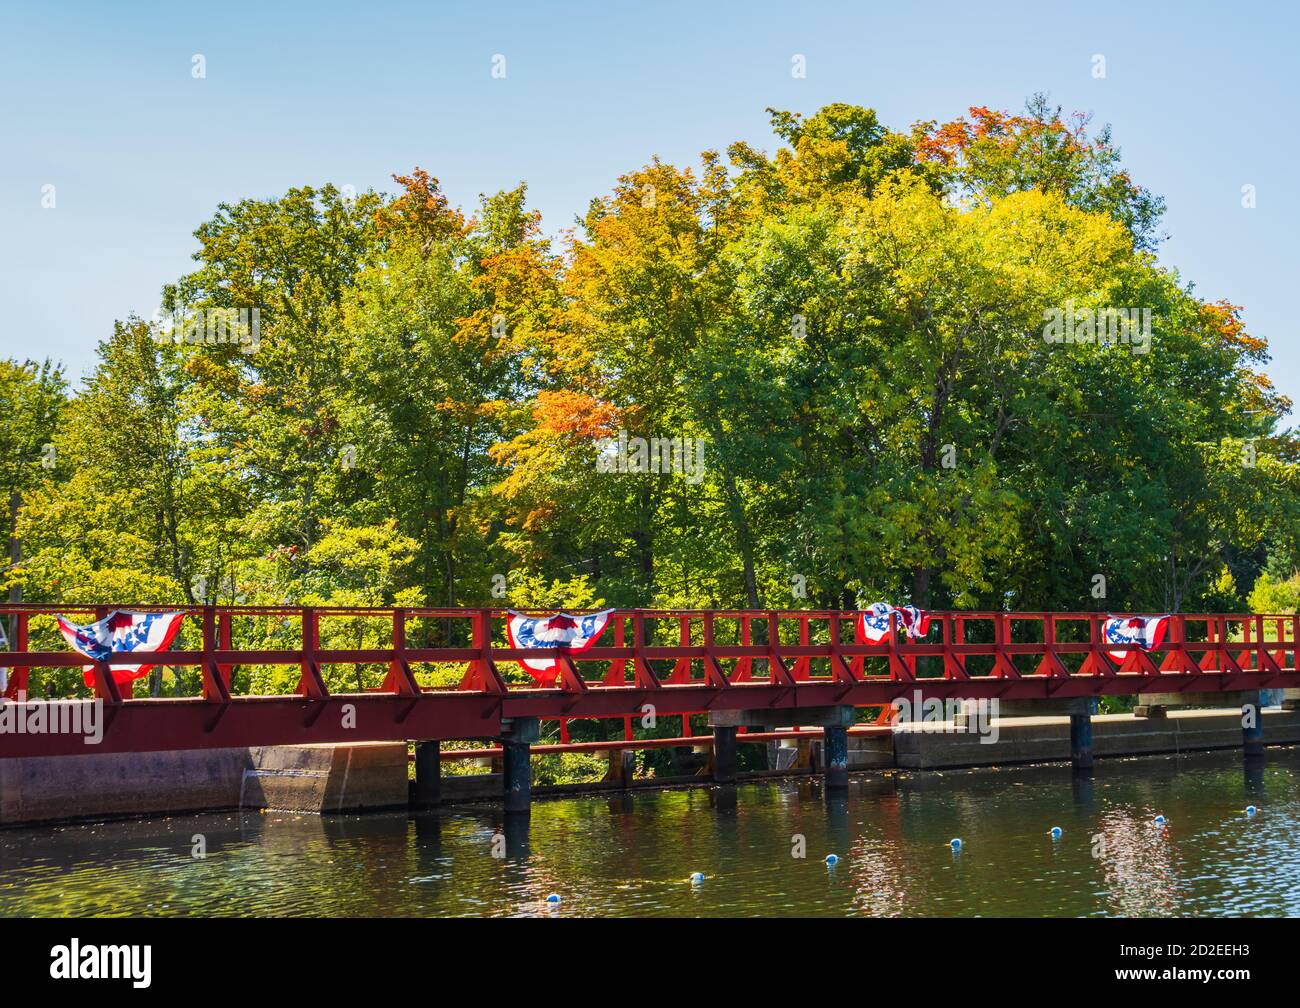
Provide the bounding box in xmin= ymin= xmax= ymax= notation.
xmin=2 ymin=748 xmax=1297 ymax=917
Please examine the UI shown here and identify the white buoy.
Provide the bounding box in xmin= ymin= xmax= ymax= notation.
xmin=950 ymin=838 xmax=962 ymax=851
xmin=825 ymin=854 xmax=839 ymax=866
xmin=545 ymin=893 xmax=561 ymax=904
xmin=689 ymin=872 xmax=705 ymax=884
xmin=1154 ymin=815 xmax=1166 ymax=825
xmin=1049 ymin=826 xmax=1063 ymax=839
xmin=1246 ymin=805 xmax=1258 ymax=816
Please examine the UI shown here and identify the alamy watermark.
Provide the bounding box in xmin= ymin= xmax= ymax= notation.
xmin=153 ymin=307 xmax=261 ymax=350
xmin=0 ymin=693 xmax=104 ymax=745
xmin=595 ymin=429 xmax=706 ymax=484
xmin=50 ymin=939 xmax=151 ymax=988
xmin=890 ymin=690 xmax=1000 ymax=744
xmin=1043 ymin=302 xmax=1152 ymax=354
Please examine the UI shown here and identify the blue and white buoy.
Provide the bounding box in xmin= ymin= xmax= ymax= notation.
xmin=689 ymin=872 xmax=705 ymax=884
xmin=950 ymin=838 xmax=962 ymax=851
xmin=1049 ymin=826 xmax=1063 ymax=839
xmin=545 ymin=893 xmax=562 ymax=904
xmin=1154 ymin=815 xmax=1166 ymax=826
xmin=1246 ymin=805 xmax=1258 ymax=817
xmin=825 ymin=854 xmax=839 ymax=866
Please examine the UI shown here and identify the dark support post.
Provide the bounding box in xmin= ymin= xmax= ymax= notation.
xmin=501 ymin=717 xmax=540 ymax=814
xmin=823 ymin=724 xmax=849 ymax=789
xmin=712 ymin=725 xmax=737 ymax=784
xmin=503 ymin=740 xmax=531 ymax=813
xmin=1069 ymin=713 xmax=1093 ymax=772
xmin=1242 ymin=690 xmax=1264 ymax=759
xmin=413 ymin=741 xmax=441 ymax=808
xmin=605 ymin=749 xmax=635 ymax=788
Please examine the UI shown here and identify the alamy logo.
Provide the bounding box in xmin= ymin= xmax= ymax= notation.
xmin=890 ymin=691 xmax=1000 ymax=744
xmin=595 ymin=429 xmax=706 ymax=484
xmin=1042 ymin=301 xmax=1152 ymax=354
xmin=0 ymin=693 xmax=104 ymax=745
xmin=155 ymin=307 xmax=261 ymax=349
xmin=49 ymin=940 xmax=151 ymax=988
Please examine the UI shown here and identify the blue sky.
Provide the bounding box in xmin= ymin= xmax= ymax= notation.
xmin=2 ymin=0 xmax=1296 ymax=420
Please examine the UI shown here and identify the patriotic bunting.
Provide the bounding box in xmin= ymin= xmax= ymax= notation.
xmin=860 ymin=603 xmax=931 ymax=643
xmin=1103 ymin=614 xmax=1170 ymax=662
xmin=56 ymin=610 xmax=186 ymax=688
xmin=506 ymin=609 xmax=615 ymax=685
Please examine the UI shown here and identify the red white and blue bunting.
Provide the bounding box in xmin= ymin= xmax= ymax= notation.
xmin=859 ymin=603 xmax=930 ymax=643
xmin=56 ymin=610 xmax=186 ymax=687
xmin=506 ymin=609 xmax=615 ymax=685
xmin=1103 ymin=614 xmax=1170 ymax=662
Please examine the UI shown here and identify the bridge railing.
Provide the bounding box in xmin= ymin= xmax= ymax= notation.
xmin=2 ymin=605 xmax=1297 ymax=705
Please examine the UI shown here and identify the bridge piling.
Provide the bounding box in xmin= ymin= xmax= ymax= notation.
xmin=500 ymin=717 xmax=540 ymax=814
xmin=1243 ymin=690 xmax=1265 ymax=759
xmin=1069 ymin=713 xmax=1093 ymax=772
xmin=712 ymin=726 xmax=737 ymax=784
xmin=823 ymin=724 xmax=849 ymax=789
xmin=412 ymin=741 xmax=441 ymax=808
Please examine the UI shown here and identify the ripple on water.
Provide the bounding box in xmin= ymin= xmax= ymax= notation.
xmin=0 ymin=748 xmax=1297 ymax=917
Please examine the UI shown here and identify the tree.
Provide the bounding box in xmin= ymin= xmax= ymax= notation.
xmin=0 ymin=359 xmax=66 ymax=604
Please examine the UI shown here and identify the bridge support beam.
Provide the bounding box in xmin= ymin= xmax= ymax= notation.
xmin=823 ymin=723 xmax=849 ymax=789
xmin=499 ymin=717 xmax=540 ymax=814
xmin=412 ymin=740 xmax=441 ymax=808
xmin=1242 ymin=690 xmax=1265 ymax=759
xmin=712 ymin=726 xmax=737 ymax=784
xmin=1069 ymin=713 xmax=1093 ymax=772
xmin=604 ymin=749 xmax=635 ymax=788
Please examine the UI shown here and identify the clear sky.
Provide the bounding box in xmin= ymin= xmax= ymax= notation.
xmin=2 ymin=0 xmax=1296 ymax=420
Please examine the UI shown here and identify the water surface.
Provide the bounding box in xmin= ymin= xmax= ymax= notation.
xmin=1 ymin=748 xmax=1297 ymax=916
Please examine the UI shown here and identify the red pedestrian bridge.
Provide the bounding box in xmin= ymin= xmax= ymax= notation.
xmin=1 ymin=605 xmax=1295 ymax=765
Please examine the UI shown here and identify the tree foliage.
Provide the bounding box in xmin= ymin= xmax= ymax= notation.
xmin=4 ymin=98 xmax=1296 ymax=691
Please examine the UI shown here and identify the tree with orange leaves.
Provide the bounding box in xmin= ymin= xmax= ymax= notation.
xmin=913 ymin=93 xmax=1166 ymax=252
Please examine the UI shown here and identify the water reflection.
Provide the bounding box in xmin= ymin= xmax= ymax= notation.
xmin=0 ymin=748 xmax=1297 ymax=917
xmin=1091 ymin=810 xmax=1175 ymax=915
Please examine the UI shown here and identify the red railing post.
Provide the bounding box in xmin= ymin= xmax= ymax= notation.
xmin=700 ymin=611 xmax=729 ymax=688
xmin=383 ymin=608 xmax=422 ymax=696
xmin=992 ymin=612 xmax=1019 ymax=678
xmin=605 ymin=615 xmax=627 ymax=686
xmin=827 ymin=611 xmax=855 ymax=685
xmin=885 ymin=609 xmax=912 ymax=682
xmin=4 ymin=611 xmax=29 ymax=700
xmin=90 ymin=604 xmax=122 ymax=704
xmin=793 ymin=614 xmax=810 ymax=680
xmin=736 ymin=615 xmax=754 ymax=681
xmin=767 ymin=611 xmax=794 ymax=686
xmin=671 ymin=615 xmax=691 ymax=684
xmin=200 ymin=605 xmax=231 ymax=702
xmin=297 ymin=607 xmax=328 ymax=698
xmin=392 ymin=607 xmax=406 ymax=679
xmin=460 ymin=608 xmax=505 ymax=693
xmin=632 ymin=610 xmax=658 ymax=689
xmin=851 ymin=611 xmax=865 ymax=678
xmin=217 ymin=609 xmax=233 ymax=690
